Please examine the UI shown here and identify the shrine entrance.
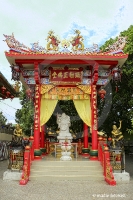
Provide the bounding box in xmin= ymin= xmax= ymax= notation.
xmin=4 ymin=30 xmax=128 ymax=161
xmin=41 ymin=90 xmax=92 ymax=158
xmin=36 ymin=65 xmax=95 ymax=159
xmin=46 ymin=100 xmax=85 ymax=143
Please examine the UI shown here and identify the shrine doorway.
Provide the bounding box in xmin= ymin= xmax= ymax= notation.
xmin=45 ymin=100 xmax=87 ymax=143
xmin=40 ymin=85 xmax=93 ymax=158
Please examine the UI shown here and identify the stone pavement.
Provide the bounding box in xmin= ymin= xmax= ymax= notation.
xmin=0 ymin=155 xmax=133 ymax=200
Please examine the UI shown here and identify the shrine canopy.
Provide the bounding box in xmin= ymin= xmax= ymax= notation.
xmin=0 ymin=71 xmax=17 ymax=100
xmin=4 ymin=31 xmax=128 ymax=92
xmin=3 ymin=30 xmax=128 ymax=127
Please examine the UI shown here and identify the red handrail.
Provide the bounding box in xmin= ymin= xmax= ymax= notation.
xmin=98 ymin=138 xmax=116 ymax=186
xmin=19 ymin=136 xmax=34 ymax=185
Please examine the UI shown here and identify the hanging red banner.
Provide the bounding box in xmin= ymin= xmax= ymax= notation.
xmin=50 ymin=67 xmax=83 ymax=84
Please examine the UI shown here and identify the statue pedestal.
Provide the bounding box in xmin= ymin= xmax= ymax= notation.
xmin=113 ymin=172 xmax=130 ymax=183
xmin=57 ymin=135 xmax=72 ymax=143
xmin=60 ymin=151 xmax=72 ymax=161
xmin=60 ymin=141 xmax=72 ymax=161
xmin=3 ymin=170 xmax=22 ymax=181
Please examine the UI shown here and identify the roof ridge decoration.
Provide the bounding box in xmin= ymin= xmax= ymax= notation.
xmin=3 ymin=31 xmax=127 ymax=55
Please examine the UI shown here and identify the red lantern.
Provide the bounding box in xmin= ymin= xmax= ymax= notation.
xmin=6 ymin=91 xmax=10 ymax=97
xmin=10 ymin=64 xmax=20 ymax=81
xmin=112 ymin=67 xmax=121 ymax=82
xmin=108 ymin=137 xmax=112 ymax=141
xmin=26 ymin=88 xmax=32 ymax=99
xmin=11 ymin=64 xmax=20 ymax=72
xmin=14 ymin=66 xmax=20 ymax=72
xmin=112 ymin=67 xmax=121 ymax=92
xmin=1 ymin=86 xmax=6 ymax=93
xmin=98 ymin=88 xmax=106 ymax=99
xmin=10 ymin=95 xmax=14 ymax=100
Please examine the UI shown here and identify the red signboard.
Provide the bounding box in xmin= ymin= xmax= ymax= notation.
xmin=50 ymin=67 xmax=83 ymax=84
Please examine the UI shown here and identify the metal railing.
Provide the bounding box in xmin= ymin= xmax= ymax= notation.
xmin=0 ymin=141 xmax=8 ymax=160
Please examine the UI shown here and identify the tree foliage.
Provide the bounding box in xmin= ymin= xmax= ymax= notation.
xmin=98 ymin=25 xmax=133 ymax=139
xmin=0 ymin=111 xmax=7 ymax=126
xmin=15 ymin=86 xmax=34 ymax=136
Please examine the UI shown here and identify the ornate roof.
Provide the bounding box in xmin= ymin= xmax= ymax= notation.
xmin=0 ymin=72 xmax=17 ymax=99
xmin=3 ymin=31 xmax=128 ymax=89
xmin=3 ymin=30 xmax=128 ymax=56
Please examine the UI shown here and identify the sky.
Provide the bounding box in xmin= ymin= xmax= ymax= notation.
xmin=0 ymin=0 xmax=133 ymax=124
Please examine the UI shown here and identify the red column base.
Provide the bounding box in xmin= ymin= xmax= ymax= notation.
xmin=34 ymin=156 xmax=42 ymax=160
xmin=42 ymin=153 xmax=47 ymax=157
xmin=82 ymin=153 xmax=90 ymax=158
xmin=89 ymin=156 xmax=98 ymax=161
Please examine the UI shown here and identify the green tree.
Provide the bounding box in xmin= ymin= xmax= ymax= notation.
xmin=0 ymin=111 xmax=7 ymax=126
xmin=98 ymin=25 xmax=133 ymax=139
xmin=15 ymin=86 xmax=34 ymax=136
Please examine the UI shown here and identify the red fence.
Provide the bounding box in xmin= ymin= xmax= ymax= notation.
xmin=98 ymin=137 xmax=116 ymax=186
xmin=19 ymin=136 xmax=34 ymax=185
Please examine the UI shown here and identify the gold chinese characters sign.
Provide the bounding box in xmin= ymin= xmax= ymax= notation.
xmin=50 ymin=67 xmax=83 ymax=85
xmin=34 ymin=85 xmax=40 ymax=130
xmin=92 ymin=85 xmax=97 ymax=130
xmin=41 ymin=85 xmax=91 ymax=100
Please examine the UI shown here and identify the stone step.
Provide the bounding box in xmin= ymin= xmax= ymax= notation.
xmin=30 ymin=170 xmax=102 ymax=176
xmin=29 ymin=174 xmax=104 ymax=181
xmin=29 ymin=159 xmax=104 ymax=181
xmin=31 ymin=165 xmax=103 ymax=171
xmin=31 ymin=160 xmax=101 ymax=167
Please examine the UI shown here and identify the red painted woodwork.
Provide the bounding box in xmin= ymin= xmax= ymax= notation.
xmin=83 ymin=123 xmax=88 ymax=148
xmin=91 ymin=85 xmax=98 ymax=152
xmin=14 ymin=58 xmax=119 ymax=66
xmin=50 ymin=67 xmax=83 ymax=84
xmin=34 ymin=62 xmax=40 ymax=84
xmin=34 ymin=84 xmax=41 ymax=151
xmin=40 ymin=125 xmax=45 ymax=148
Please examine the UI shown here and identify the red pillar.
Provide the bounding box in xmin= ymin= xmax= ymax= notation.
xmin=34 ymin=84 xmax=42 ymax=159
xmin=90 ymin=84 xmax=98 ymax=160
xmin=40 ymin=125 xmax=46 ymax=155
xmin=40 ymin=125 xmax=44 ymax=148
xmin=82 ymin=123 xmax=89 ymax=157
xmin=84 ymin=123 xmax=88 ymax=148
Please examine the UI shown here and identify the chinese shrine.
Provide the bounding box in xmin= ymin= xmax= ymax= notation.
xmin=4 ymin=30 xmax=128 ymax=161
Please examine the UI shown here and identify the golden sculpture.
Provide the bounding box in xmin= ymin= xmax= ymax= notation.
xmin=61 ymin=39 xmax=70 ymax=49
xmin=41 ymin=84 xmax=55 ymax=94
xmin=77 ymin=85 xmax=91 ymax=94
xmin=111 ymin=121 xmax=123 ymax=148
xmin=13 ymin=81 xmax=21 ymax=93
xmin=70 ymin=30 xmax=84 ymax=51
xmin=13 ymin=124 xmax=23 ymax=144
xmin=46 ymin=30 xmax=60 ymax=51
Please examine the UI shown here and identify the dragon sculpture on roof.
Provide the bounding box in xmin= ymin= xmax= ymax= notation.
xmin=3 ymin=31 xmax=127 ymax=54
xmin=69 ymin=30 xmax=84 ymax=51
xmin=3 ymin=33 xmax=30 ymax=52
xmin=105 ymin=36 xmax=127 ymax=53
xmin=46 ymin=30 xmax=60 ymax=51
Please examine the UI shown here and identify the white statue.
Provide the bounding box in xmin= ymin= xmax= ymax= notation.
xmin=57 ymin=113 xmax=71 ymax=135
xmin=60 ymin=138 xmax=72 ymax=161
xmin=57 ymin=113 xmax=72 ymax=143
